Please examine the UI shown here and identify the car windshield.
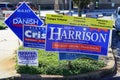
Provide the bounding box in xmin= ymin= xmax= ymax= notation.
xmin=0 ymin=4 xmax=6 ymax=7
xmin=118 ymin=10 xmax=120 ymax=15
xmin=7 ymin=4 xmax=14 ymax=8
xmin=16 ymin=2 xmax=37 ymax=10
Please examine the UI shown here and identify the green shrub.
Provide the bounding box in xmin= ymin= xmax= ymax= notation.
xmin=17 ymin=66 xmax=40 ymax=74
xmin=16 ymin=47 xmax=106 ymax=76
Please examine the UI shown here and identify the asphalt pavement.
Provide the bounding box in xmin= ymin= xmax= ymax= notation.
xmin=100 ymin=29 xmax=120 ymax=80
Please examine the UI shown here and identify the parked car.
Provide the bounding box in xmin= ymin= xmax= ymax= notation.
xmin=16 ymin=2 xmax=37 ymax=10
xmin=86 ymin=13 xmax=103 ymax=18
xmin=0 ymin=2 xmax=15 ymax=10
xmin=111 ymin=7 xmax=120 ymax=31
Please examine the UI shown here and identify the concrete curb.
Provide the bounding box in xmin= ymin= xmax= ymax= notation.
xmin=6 ymin=48 xmax=115 ymax=80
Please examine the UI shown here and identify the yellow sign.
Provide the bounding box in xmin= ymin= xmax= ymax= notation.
xmin=46 ymin=14 xmax=113 ymax=29
xmin=46 ymin=14 xmax=69 ymax=25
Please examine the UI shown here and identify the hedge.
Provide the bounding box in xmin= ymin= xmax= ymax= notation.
xmin=16 ymin=47 xmax=106 ymax=76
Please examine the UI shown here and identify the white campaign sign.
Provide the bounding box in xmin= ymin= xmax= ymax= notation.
xmin=17 ymin=50 xmax=38 ymax=66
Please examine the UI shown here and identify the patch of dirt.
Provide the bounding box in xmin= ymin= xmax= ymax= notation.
xmin=0 ymin=54 xmax=16 ymax=77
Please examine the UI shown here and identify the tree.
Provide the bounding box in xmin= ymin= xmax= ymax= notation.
xmin=73 ymin=0 xmax=95 ymax=16
xmin=54 ymin=0 xmax=59 ymax=11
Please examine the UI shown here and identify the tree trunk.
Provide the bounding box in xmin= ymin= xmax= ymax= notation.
xmin=54 ymin=0 xmax=59 ymax=11
xmin=78 ymin=1 xmax=82 ymax=17
xmin=78 ymin=7 xmax=82 ymax=17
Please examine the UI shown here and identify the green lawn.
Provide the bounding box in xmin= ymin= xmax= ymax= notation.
xmin=0 ymin=20 xmax=7 ymax=30
xmin=16 ymin=47 xmax=106 ymax=76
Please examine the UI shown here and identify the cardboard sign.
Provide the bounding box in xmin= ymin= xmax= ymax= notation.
xmin=46 ymin=14 xmax=113 ymax=29
xmin=4 ymin=2 xmax=43 ymax=41
xmin=59 ymin=53 xmax=99 ymax=60
xmin=17 ymin=50 xmax=38 ymax=66
xmin=23 ymin=25 xmax=46 ymax=49
xmin=46 ymin=24 xmax=110 ymax=56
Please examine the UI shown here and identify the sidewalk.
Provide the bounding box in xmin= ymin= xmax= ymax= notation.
xmin=0 ymin=28 xmax=21 ymax=79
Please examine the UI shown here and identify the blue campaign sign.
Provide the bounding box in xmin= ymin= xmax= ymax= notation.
xmin=23 ymin=25 xmax=46 ymax=49
xmin=4 ymin=2 xmax=43 ymax=41
xmin=17 ymin=50 xmax=38 ymax=66
xmin=46 ymin=24 xmax=110 ymax=56
xmin=59 ymin=53 xmax=99 ymax=60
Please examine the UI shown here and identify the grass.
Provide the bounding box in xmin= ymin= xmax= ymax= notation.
xmin=16 ymin=47 xmax=106 ymax=76
xmin=0 ymin=20 xmax=7 ymax=30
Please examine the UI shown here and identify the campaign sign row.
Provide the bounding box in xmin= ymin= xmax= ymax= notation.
xmin=4 ymin=2 xmax=112 ymax=56
xmin=4 ymin=2 xmax=113 ymax=66
xmin=23 ymin=23 xmax=110 ymax=56
xmin=17 ymin=50 xmax=99 ymax=66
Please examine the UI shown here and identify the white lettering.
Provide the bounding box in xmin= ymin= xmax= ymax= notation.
xmin=49 ymin=27 xmax=62 ymax=40
xmin=48 ymin=27 xmax=108 ymax=43
xmin=91 ymin=33 xmax=99 ymax=42
xmin=75 ymin=31 xmax=81 ymax=40
xmin=25 ymin=30 xmax=31 ymax=38
xmin=17 ymin=9 xmax=31 ymax=13
xmin=85 ymin=32 xmax=91 ymax=41
xmin=25 ymin=30 xmax=42 ymax=39
xmin=99 ymin=34 xmax=107 ymax=42
xmin=61 ymin=30 xmax=67 ymax=39
xmin=68 ymin=30 xmax=74 ymax=39
xmin=13 ymin=18 xmax=38 ymax=25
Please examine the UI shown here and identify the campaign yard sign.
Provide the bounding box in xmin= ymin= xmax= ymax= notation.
xmin=4 ymin=2 xmax=43 ymax=41
xmin=59 ymin=53 xmax=99 ymax=60
xmin=17 ymin=50 xmax=38 ymax=66
xmin=46 ymin=14 xmax=113 ymax=29
xmin=23 ymin=25 xmax=46 ymax=49
xmin=46 ymin=24 xmax=110 ymax=56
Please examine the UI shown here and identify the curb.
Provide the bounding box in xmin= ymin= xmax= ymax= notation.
xmin=6 ymin=48 xmax=116 ymax=80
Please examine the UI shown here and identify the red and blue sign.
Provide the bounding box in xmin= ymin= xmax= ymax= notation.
xmin=46 ymin=24 xmax=110 ymax=56
xmin=4 ymin=2 xmax=43 ymax=41
xmin=59 ymin=53 xmax=99 ymax=60
xmin=23 ymin=25 xmax=45 ymax=49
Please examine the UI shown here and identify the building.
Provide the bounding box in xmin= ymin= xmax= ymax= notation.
xmin=3 ymin=0 xmax=120 ymax=10
xmin=0 ymin=0 xmax=69 ymax=10
xmin=96 ymin=0 xmax=120 ymax=9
